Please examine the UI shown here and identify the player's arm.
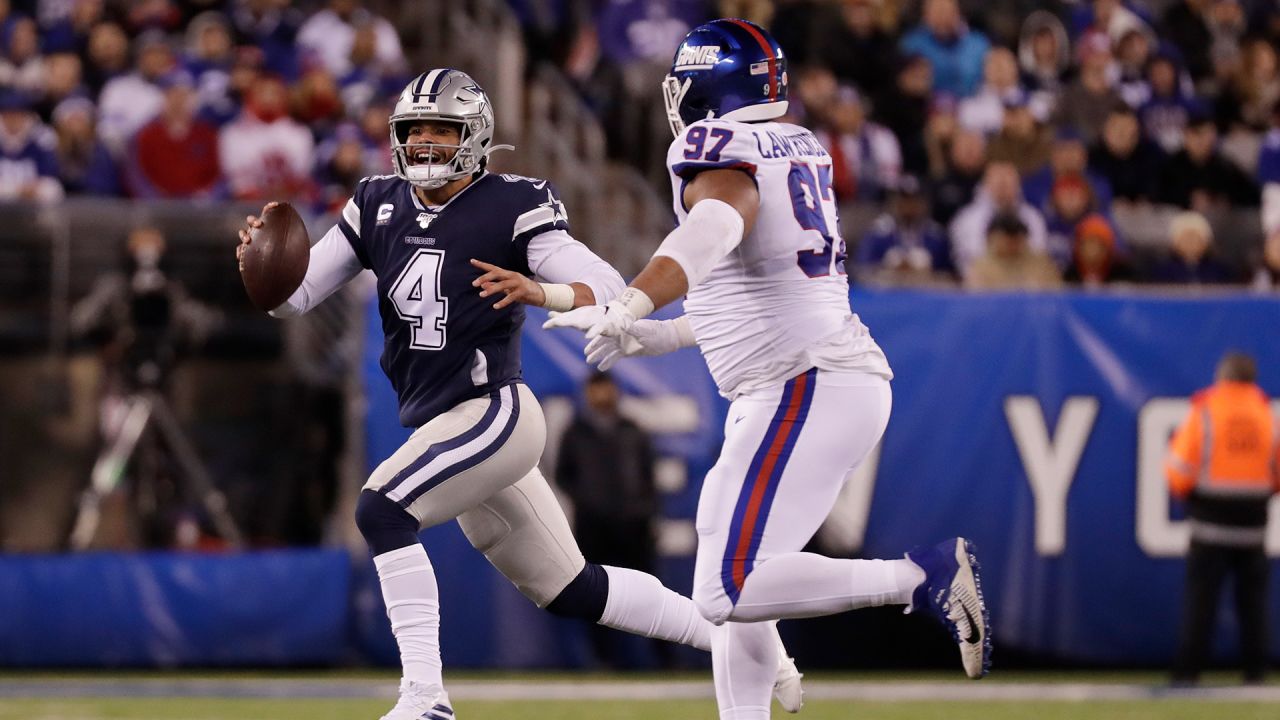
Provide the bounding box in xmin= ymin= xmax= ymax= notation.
xmin=543 ymin=168 xmax=757 ymax=339
xmin=471 ymin=228 xmax=625 ymax=310
xmin=626 ymin=168 xmax=759 ymax=312
xmin=237 ymin=201 xmax=365 ymax=318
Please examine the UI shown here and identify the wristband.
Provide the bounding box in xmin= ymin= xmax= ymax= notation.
xmin=617 ymin=287 xmax=655 ymax=319
xmin=538 ymin=283 xmax=576 ymax=312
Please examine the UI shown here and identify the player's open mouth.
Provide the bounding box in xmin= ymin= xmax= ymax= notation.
xmin=410 ymin=147 xmax=447 ymax=165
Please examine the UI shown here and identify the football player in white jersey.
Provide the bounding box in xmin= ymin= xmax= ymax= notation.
xmin=546 ymin=19 xmax=992 ymax=719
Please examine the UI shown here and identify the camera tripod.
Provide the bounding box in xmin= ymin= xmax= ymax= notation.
xmin=69 ymin=389 xmax=244 ymax=551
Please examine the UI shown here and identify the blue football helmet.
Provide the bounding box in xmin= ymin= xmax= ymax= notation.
xmin=661 ymin=18 xmax=789 ymax=137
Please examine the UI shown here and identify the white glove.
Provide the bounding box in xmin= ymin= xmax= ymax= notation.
xmin=584 ymin=316 xmax=697 ymax=370
xmin=541 ymin=288 xmax=654 ymax=339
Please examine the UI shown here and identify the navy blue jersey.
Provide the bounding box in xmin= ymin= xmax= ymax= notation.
xmin=339 ymin=172 xmax=569 ymax=427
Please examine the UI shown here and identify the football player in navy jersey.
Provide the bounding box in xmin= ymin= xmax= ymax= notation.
xmin=237 ymin=69 xmax=801 ymax=720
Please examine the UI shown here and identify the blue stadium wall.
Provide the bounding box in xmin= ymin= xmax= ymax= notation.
xmin=4 ymin=289 xmax=1280 ymax=668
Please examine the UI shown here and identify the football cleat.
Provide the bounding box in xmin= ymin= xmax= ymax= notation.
xmin=379 ymin=680 xmax=454 ymax=720
xmin=772 ymin=625 xmax=805 ymax=713
xmin=906 ymin=537 xmax=992 ymax=679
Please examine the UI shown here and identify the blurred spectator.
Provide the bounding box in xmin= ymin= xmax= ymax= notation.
xmin=38 ymin=0 xmax=107 ymax=55
xmin=815 ymin=85 xmax=901 ymax=203
xmin=950 ymin=160 xmax=1048 ymax=277
xmin=218 ymin=74 xmax=314 ymax=201
xmin=1064 ymin=213 xmax=1131 ymax=286
xmin=556 ymin=371 xmax=659 ymax=669
xmin=315 ymin=103 xmax=391 ymax=213
xmin=1022 ymin=128 xmax=1114 ymax=213
xmin=1075 ymin=0 xmax=1154 ymax=41
xmin=783 ymin=64 xmax=836 ymax=127
xmin=0 ymin=15 xmax=46 ymax=97
xmin=1161 ymin=0 xmax=1214 ymax=83
xmin=1205 ymin=0 xmax=1248 ymax=87
xmin=929 ymin=127 xmax=986 ymax=225
xmin=817 ymin=0 xmax=898 ymax=101
xmin=985 ymin=96 xmax=1052 ymax=175
xmin=126 ymin=0 xmax=183 ymax=34
xmin=899 ymin=0 xmax=990 ymax=98
xmin=856 ymin=174 xmax=954 ymax=281
xmin=957 ymin=47 xmax=1025 ymax=136
xmin=0 ymin=90 xmax=63 ymax=202
xmin=230 ymin=0 xmax=303 ymax=80
xmin=1251 ymin=230 xmax=1280 ymax=290
xmin=1146 ymin=210 xmax=1236 ymax=283
xmin=291 ymin=66 xmax=342 ymax=132
xmin=1017 ymin=10 xmax=1070 ymax=97
xmin=126 ymin=70 xmax=222 ymax=199
xmin=1138 ymin=52 xmax=1198 ymax=153
xmin=36 ymin=52 xmax=85 ymax=121
xmin=183 ymin=12 xmax=236 ymax=122
xmin=965 ymin=211 xmax=1062 ymax=290
xmin=1089 ymin=105 xmax=1164 ymax=205
xmin=771 ymin=0 xmax=823 ymax=67
xmin=97 ymin=30 xmax=176 ymax=156
xmin=873 ymin=53 xmax=933 ymax=175
xmin=1052 ymin=30 xmax=1125 ymax=145
xmin=336 ymin=18 xmax=407 ymax=116
xmin=200 ymin=44 xmax=266 ymax=127
xmin=1156 ymin=113 xmax=1258 ymax=210
xmin=52 ymin=96 xmax=121 ymax=196
xmin=1042 ymin=173 xmax=1108 ymax=270
xmin=1260 ymin=107 xmax=1280 ymax=236
xmin=1114 ymin=24 xmax=1157 ymax=108
xmin=83 ymin=21 xmax=131 ymax=96
xmin=1215 ymin=37 xmax=1280 ymax=133
xmin=296 ymin=0 xmax=405 ymax=80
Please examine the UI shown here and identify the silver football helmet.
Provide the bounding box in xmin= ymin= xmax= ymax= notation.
xmin=390 ymin=69 xmax=500 ymax=189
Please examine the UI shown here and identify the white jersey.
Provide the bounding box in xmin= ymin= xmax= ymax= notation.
xmin=666 ymin=118 xmax=892 ymax=399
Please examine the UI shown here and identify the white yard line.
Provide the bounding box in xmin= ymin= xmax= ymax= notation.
xmin=1 ymin=678 xmax=1278 ymax=703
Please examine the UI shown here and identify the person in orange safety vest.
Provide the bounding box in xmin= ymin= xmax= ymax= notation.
xmin=1166 ymin=351 xmax=1278 ymax=686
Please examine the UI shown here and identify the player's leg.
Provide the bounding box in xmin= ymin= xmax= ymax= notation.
xmin=691 ymin=370 xmax=915 ymax=628
xmin=457 ymin=466 xmax=710 ymax=649
xmin=356 ymin=383 xmax=544 ymax=718
xmin=458 ymin=465 xmax=806 ymax=712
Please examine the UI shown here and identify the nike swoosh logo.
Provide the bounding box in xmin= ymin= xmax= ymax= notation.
xmin=734 ymin=415 xmax=745 ymax=424
xmin=960 ymin=603 xmax=981 ymax=644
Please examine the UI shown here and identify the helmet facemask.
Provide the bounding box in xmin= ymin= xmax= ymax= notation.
xmin=390 ymin=116 xmax=480 ymax=190
xmin=662 ymin=75 xmax=693 ymax=137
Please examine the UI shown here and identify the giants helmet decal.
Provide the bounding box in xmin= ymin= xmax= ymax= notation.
xmin=662 ymin=18 xmax=789 ymax=137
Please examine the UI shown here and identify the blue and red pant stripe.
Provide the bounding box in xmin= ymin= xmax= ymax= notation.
xmin=721 ymin=367 xmax=818 ymax=604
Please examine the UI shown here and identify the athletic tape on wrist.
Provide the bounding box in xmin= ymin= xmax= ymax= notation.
xmin=617 ymin=287 xmax=655 ymax=319
xmin=538 ymin=283 xmax=576 ymax=312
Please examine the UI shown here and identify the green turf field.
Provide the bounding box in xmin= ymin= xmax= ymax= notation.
xmin=3 ymin=698 xmax=1279 ymax=720
xmin=2 ymin=672 xmax=1276 ymax=720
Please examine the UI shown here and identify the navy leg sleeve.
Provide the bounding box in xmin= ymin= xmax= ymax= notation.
xmin=545 ymin=562 xmax=610 ymax=622
xmin=355 ymin=489 xmax=421 ymax=556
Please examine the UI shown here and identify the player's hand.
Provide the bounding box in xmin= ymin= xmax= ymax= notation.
xmin=236 ymin=201 xmax=279 ymax=272
xmin=542 ymin=300 xmax=636 ymax=339
xmin=470 ymin=258 xmax=545 ymax=309
xmin=584 ymin=319 xmax=690 ymax=370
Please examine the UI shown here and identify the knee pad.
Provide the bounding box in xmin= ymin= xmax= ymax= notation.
xmin=545 ymin=562 xmax=609 ymax=622
xmin=355 ymin=490 xmax=420 ymax=556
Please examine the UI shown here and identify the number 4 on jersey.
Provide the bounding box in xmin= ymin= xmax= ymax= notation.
xmin=390 ymin=249 xmax=449 ymax=350
xmin=788 ymin=162 xmax=847 ymax=278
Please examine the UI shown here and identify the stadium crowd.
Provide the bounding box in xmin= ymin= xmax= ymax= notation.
xmin=520 ymin=0 xmax=1280 ymax=289
xmin=1 ymin=0 xmax=1279 ymax=290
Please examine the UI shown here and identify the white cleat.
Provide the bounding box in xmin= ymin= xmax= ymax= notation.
xmin=772 ymin=625 xmax=805 ymax=713
xmin=379 ymin=680 xmax=455 ymax=720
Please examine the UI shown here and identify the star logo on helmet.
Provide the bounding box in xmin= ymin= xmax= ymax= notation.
xmin=460 ymin=84 xmax=483 ymax=98
xmin=539 ymin=189 xmax=567 ymax=223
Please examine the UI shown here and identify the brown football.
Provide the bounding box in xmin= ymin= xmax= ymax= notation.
xmin=239 ymin=202 xmax=310 ymax=312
